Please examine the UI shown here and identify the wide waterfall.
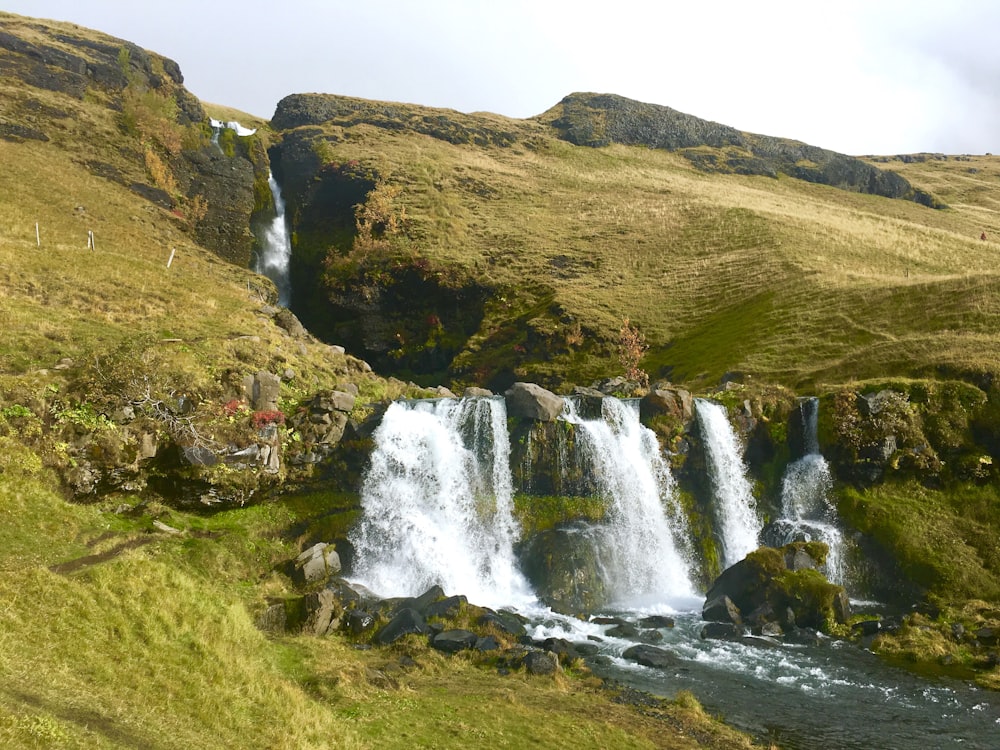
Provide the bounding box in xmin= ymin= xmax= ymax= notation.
xmin=694 ymin=399 xmax=762 ymax=569
xmin=771 ymin=398 xmax=846 ymax=583
xmin=349 ymin=397 xmax=535 ymax=609
xmin=563 ymin=397 xmax=697 ymax=607
xmin=255 ymin=171 xmax=292 ymax=306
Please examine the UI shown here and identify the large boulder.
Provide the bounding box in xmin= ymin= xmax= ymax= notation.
xmin=640 ymin=385 xmax=694 ymax=423
xmin=504 ymin=383 xmax=565 ymax=422
xmin=703 ymin=542 xmax=849 ymax=634
xmin=516 ymin=525 xmax=607 ymax=614
xmin=622 ymin=644 xmax=674 ymax=668
xmin=373 ymin=607 xmax=428 ymax=646
xmin=292 ymin=542 xmax=342 ymax=586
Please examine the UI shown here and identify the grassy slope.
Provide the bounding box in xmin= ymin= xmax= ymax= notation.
xmin=297 ymin=114 xmax=1000 ymax=389
xmin=0 ymin=14 xmax=764 ymax=750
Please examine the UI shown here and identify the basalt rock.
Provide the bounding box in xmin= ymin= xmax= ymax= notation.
xmin=703 ymin=542 xmax=849 ymax=635
xmin=504 ymin=382 xmax=565 ymax=422
xmin=544 ymin=93 xmax=942 ymax=208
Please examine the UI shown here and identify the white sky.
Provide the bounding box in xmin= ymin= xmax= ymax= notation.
xmin=4 ymin=0 xmax=998 ymax=155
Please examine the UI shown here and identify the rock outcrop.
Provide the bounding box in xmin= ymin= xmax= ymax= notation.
xmin=542 ymin=93 xmax=942 ymax=208
xmin=701 ymin=542 xmax=849 ymax=637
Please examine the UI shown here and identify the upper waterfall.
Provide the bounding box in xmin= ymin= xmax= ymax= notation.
xmin=694 ymin=398 xmax=763 ymax=569
xmin=255 ymin=171 xmax=292 ymax=306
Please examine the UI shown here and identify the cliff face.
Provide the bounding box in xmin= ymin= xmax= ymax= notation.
xmin=541 ymin=93 xmax=942 ymax=207
xmin=0 ymin=13 xmax=263 ymax=265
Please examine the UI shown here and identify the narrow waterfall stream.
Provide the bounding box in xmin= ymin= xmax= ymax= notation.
xmin=255 ymin=171 xmax=292 ymax=306
xmin=347 ymin=395 xmax=999 ymax=748
xmin=694 ymin=399 xmax=763 ymax=569
xmin=770 ymin=398 xmax=847 ymax=584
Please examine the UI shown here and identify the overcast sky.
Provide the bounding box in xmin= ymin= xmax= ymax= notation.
xmin=5 ymin=0 xmax=998 ymax=155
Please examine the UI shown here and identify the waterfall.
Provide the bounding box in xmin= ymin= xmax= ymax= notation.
xmin=773 ymin=398 xmax=846 ymax=583
xmin=349 ymin=397 xmax=535 ymax=609
xmin=564 ymin=397 xmax=697 ymax=606
xmin=255 ymin=171 xmax=292 ymax=306
xmin=695 ymin=399 xmax=762 ymax=569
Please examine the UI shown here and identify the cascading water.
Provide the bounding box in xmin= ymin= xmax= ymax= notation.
xmin=772 ymin=398 xmax=846 ymax=583
xmin=695 ymin=399 xmax=763 ymax=569
xmin=255 ymin=171 xmax=292 ymax=306
xmin=563 ymin=397 xmax=698 ymax=607
xmin=349 ymin=397 xmax=534 ymax=609
xmin=348 ymin=393 xmax=997 ymax=746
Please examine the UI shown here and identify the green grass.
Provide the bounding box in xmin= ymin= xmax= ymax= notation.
xmin=282 ymin=104 xmax=1000 ymax=389
xmin=0 ymin=460 xmax=762 ymax=749
xmin=837 ymin=480 xmax=1000 ymax=602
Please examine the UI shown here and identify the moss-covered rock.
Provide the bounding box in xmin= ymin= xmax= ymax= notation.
xmin=703 ymin=542 xmax=848 ymax=633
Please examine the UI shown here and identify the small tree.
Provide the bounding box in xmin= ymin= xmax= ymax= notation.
xmin=618 ymin=316 xmax=649 ymax=388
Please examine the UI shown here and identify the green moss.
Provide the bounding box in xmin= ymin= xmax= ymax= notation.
xmin=513 ymin=494 xmax=607 ymax=535
xmin=837 ymin=480 xmax=1000 ymax=602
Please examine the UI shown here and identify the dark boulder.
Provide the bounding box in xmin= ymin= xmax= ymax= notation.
xmin=345 ymin=609 xmax=376 ymax=636
xmin=392 ymin=585 xmax=445 ymax=616
xmin=622 ymin=644 xmax=675 ymax=668
xmin=523 ymin=650 xmax=559 ymax=675
xmin=517 ymin=524 xmax=607 ymax=614
xmin=474 ymin=636 xmax=501 ymax=652
xmin=703 ymin=595 xmax=743 ymax=625
xmin=425 ymin=594 xmax=467 ymax=620
xmin=478 ymin=610 xmax=527 ymax=638
xmin=638 ymin=615 xmax=675 ymax=629
xmin=703 ymin=542 xmax=848 ymax=633
xmin=373 ymin=607 xmax=427 ymax=646
xmin=431 ymin=629 xmax=479 ymax=654
xmin=606 ymin=622 xmax=639 ymax=639
xmin=700 ymin=622 xmax=744 ymax=641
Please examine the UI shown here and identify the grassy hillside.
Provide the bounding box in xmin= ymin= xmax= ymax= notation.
xmin=271 ymin=95 xmax=1000 ymax=390
xmin=0 ymin=13 xmax=771 ymax=749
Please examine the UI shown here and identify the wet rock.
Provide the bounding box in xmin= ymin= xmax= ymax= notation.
xmin=700 ymin=622 xmax=744 ymax=641
xmin=571 ymin=386 xmax=605 ymax=420
xmin=517 ymin=524 xmax=607 ymax=614
xmin=622 ymin=644 xmax=674 ymax=668
xmin=572 ymin=642 xmax=600 ymax=656
xmin=606 ymin=622 xmax=639 ymax=639
xmin=703 ymin=594 xmax=743 ymax=625
xmin=638 ymin=629 xmax=664 ymax=644
xmin=504 ymin=382 xmax=564 ymax=422
xmin=852 ymin=619 xmax=882 ymax=637
xmin=638 ymin=615 xmax=675 ymax=629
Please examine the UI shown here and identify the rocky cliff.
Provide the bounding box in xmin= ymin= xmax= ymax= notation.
xmin=0 ymin=13 xmax=264 ymax=265
xmin=541 ymin=93 xmax=943 ymax=207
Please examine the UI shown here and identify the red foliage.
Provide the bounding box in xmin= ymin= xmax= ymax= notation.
xmin=222 ymin=398 xmax=244 ymax=416
xmin=251 ymin=410 xmax=285 ymax=429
